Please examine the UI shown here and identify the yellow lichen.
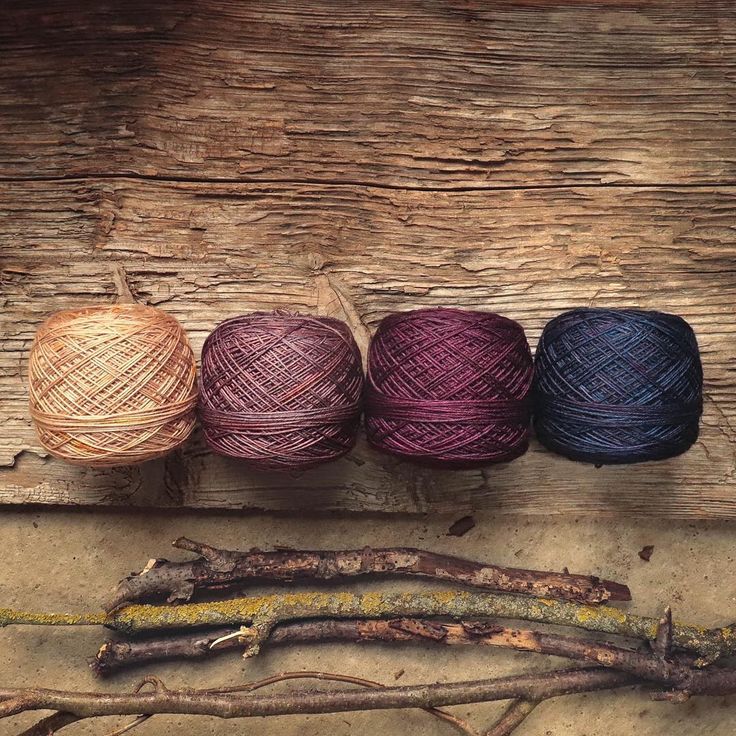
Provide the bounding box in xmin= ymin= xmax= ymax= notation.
xmin=432 ymin=590 xmax=469 ymax=605
xmin=575 ymin=607 xmax=596 ymax=624
xmin=0 ymin=608 xmax=104 ymax=627
xmin=358 ymin=591 xmax=385 ymax=616
xmin=573 ymin=604 xmax=626 ymax=625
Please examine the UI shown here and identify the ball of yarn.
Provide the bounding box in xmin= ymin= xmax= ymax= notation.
xmin=533 ymin=308 xmax=703 ymax=464
xmin=28 ymin=304 xmax=198 ymax=467
xmin=365 ymin=308 xmax=533 ymax=466
xmin=199 ymin=312 xmax=364 ymax=470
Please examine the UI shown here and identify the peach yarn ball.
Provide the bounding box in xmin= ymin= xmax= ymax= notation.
xmin=28 ymin=304 xmax=198 ymax=467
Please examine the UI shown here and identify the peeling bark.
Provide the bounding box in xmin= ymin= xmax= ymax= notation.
xmin=91 ymin=617 xmax=736 ymax=695
xmin=105 ymin=537 xmax=630 ymax=610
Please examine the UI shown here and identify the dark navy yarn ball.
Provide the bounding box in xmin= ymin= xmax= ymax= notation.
xmin=533 ymin=308 xmax=703 ymax=465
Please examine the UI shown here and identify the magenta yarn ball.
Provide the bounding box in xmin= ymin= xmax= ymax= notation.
xmin=365 ymin=308 xmax=533 ymax=467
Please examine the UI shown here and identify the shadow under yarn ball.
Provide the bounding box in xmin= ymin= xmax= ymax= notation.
xmin=199 ymin=312 xmax=364 ymax=470
xmin=533 ymin=308 xmax=703 ymax=465
xmin=28 ymin=304 xmax=198 ymax=467
xmin=365 ymin=308 xmax=533 ymax=467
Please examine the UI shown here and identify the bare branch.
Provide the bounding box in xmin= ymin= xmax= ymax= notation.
xmin=16 ymin=711 xmax=80 ymax=735
xmin=484 ymin=699 xmax=539 ymax=736
xmin=0 ymin=668 xmax=635 ymax=722
xmin=102 ymin=715 xmax=150 ymax=736
xmin=200 ymin=670 xmax=478 ymax=735
xmin=104 ymin=539 xmax=630 ymax=611
xmin=19 ymin=671 xmax=477 ymax=736
xmin=91 ymin=618 xmax=736 ymax=695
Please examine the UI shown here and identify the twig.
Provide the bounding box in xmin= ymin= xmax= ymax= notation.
xmin=95 ymin=679 xmax=170 ymax=736
xmin=102 ymin=715 xmax=149 ymax=736
xmin=0 ymin=609 xmax=105 ymax=626
xmin=105 ymin=537 xmax=630 ymax=610
xmin=484 ymin=699 xmax=539 ymax=736
xmin=0 ymin=668 xmax=635 ymax=721
xmin=654 ymin=607 xmax=673 ymax=660
xmin=91 ymin=617 xmax=736 ymax=695
xmin=92 ymin=628 xmax=236 ymax=675
xmin=204 ymin=670 xmax=476 ymax=735
xmin=25 ymin=672 xmax=478 ymax=736
xmin=4 ymin=590 xmax=730 ymax=660
xmin=88 ymin=672 xmax=477 ymax=736
xmin=19 ymin=677 xmax=166 ymax=736
xmin=16 ymin=711 xmax=80 ymax=735
xmin=443 ymin=621 xmax=736 ymax=695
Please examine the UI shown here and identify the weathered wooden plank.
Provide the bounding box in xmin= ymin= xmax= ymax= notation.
xmin=1 ymin=180 xmax=735 ymax=515
xmin=0 ymin=0 xmax=734 ymax=187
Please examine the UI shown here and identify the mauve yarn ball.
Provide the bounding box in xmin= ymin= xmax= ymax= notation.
xmin=533 ymin=308 xmax=703 ymax=465
xmin=199 ymin=312 xmax=364 ymax=470
xmin=365 ymin=308 xmax=533 ymax=466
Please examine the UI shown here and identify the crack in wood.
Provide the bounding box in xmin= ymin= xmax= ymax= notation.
xmin=2 ymin=173 xmax=736 ymax=192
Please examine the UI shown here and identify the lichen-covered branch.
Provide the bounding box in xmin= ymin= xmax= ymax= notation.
xmin=0 ymin=609 xmax=105 ymax=626
xmin=0 ymin=668 xmax=635 ymax=722
xmin=98 ymin=589 xmax=733 ymax=662
xmin=5 ymin=590 xmax=736 ymax=661
xmin=105 ymin=537 xmax=630 ymax=611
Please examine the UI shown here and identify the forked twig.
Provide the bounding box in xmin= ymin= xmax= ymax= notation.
xmin=87 ymin=671 xmax=477 ymax=736
xmin=1 ymin=667 xmax=636 ymax=723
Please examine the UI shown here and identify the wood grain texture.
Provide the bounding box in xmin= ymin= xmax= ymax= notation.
xmin=2 ymin=180 xmax=735 ymax=515
xmin=1 ymin=0 xmax=735 ymax=514
xmin=0 ymin=0 xmax=735 ymax=187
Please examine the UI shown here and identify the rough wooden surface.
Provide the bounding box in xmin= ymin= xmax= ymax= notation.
xmin=1 ymin=1 xmax=735 ymax=187
xmin=1 ymin=0 xmax=735 ymax=515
